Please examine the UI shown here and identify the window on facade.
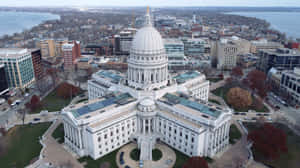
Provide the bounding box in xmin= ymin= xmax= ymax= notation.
xmin=98 ymin=137 xmax=101 ymax=142
xmin=104 ymin=134 xmax=107 ymax=139
xmin=99 ymin=145 xmax=101 ymax=148
xmin=111 ymin=132 xmax=113 ymax=136
xmin=186 ymin=135 xmax=188 ymax=140
xmin=169 ymin=127 xmax=171 ymax=131
xmin=122 ymin=127 xmax=124 ymax=131
xmin=191 ymin=137 xmax=194 ymax=143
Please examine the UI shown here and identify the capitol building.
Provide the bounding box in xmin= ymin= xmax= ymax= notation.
xmin=62 ymin=9 xmax=232 ymax=162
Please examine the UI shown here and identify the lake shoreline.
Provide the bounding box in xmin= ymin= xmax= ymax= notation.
xmin=0 ymin=11 xmax=60 ymax=38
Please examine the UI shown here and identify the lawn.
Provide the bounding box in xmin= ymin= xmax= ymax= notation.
xmin=0 ymin=122 xmax=51 ymax=168
xmin=229 ymin=124 xmax=242 ymax=144
xmin=244 ymin=122 xmax=300 ymax=168
xmin=130 ymin=148 xmax=140 ymax=161
xmin=208 ymin=78 xmax=223 ymax=83
xmin=209 ymin=99 xmax=221 ymax=105
xmin=173 ymin=148 xmax=189 ymax=168
xmin=52 ymin=123 xmax=64 ymax=144
xmin=31 ymin=88 xmax=72 ymax=114
xmin=152 ymin=149 xmax=162 ymax=161
xmin=212 ymin=86 xmax=269 ymax=113
xmin=78 ymin=149 xmax=119 ymax=168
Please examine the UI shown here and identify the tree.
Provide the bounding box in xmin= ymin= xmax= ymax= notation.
xmin=231 ymin=66 xmax=243 ymax=78
xmin=246 ymin=70 xmax=269 ymax=98
xmin=227 ymin=87 xmax=252 ymax=110
xmin=182 ymin=156 xmax=209 ymax=168
xmin=30 ymin=95 xmax=42 ymax=111
xmin=248 ymin=123 xmax=288 ymax=160
xmin=248 ymin=123 xmax=288 ymax=159
xmin=56 ymin=82 xmax=80 ymax=99
xmin=46 ymin=68 xmax=58 ymax=87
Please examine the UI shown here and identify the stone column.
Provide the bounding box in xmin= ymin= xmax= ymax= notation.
xmin=143 ymin=119 xmax=146 ymax=134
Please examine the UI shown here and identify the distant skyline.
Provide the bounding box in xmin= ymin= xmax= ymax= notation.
xmin=1 ymin=0 xmax=300 ymax=7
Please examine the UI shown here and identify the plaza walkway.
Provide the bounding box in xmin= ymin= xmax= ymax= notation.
xmin=41 ymin=119 xmax=83 ymax=168
xmin=116 ymin=143 xmax=176 ymax=168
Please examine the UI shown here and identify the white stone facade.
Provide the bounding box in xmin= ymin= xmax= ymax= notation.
xmin=63 ymin=9 xmax=232 ymax=162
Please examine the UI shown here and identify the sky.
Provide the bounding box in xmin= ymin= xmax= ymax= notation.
xmin=1 ymin=0 xmax=300 ymax=7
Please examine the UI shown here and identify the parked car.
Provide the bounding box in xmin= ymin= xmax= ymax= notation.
xmin=125 ymin=166 xmax=130 ymax=168
xmin=33 ymin=118 xmax=40 ymax=121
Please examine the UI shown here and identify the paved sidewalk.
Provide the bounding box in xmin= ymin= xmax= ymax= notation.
xmin=41 ymin=120 xmax=83 ymax=168
xmin=117 ymin=143 xmax=176 ymax=168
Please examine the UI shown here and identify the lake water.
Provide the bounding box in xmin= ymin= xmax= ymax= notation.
xmin=228 ymin=12 xmax=300 ymax=39
xmin=0 ymin=11 xmax=60 ymax=37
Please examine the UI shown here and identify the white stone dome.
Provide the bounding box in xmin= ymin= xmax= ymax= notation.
xmin=131 ymin=26 xmax=165 ymax=54
xmin=140 ymin=98 xmax=155 ymax=106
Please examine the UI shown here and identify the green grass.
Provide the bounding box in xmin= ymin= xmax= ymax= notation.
xmin=0 ymin=123 xmax=51 ymax=168
xmin=51 ymin=123 xmax=64 ymax=144
xmin=152 ymin=149 xmax=162 ymax=161
xmin=212 ymin=86 xmax=269 ymax=113
xmin=77 ymin=98 xmax=88 ymax=103
xmin=229 ymin=124 xmax=242 ymax=144
xmin=78 ymin=149 xmax=119 ymax=168
xmin=130 ymin=148 xmax=140 ymax=161
xmin=244 ymin=122 xmax=300 ymax=168
xmin=209 ymin=99 xmax=221 ymax=105
xmin=31 ymin=88 xmax=72 ymax=114
xmin=173 ymin=148 xmax=189 ymax=168
xmin=208 ymin=78 xmax=223 ymax=83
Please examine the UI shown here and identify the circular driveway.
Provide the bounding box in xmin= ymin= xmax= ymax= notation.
xmin=116 ymin=143 xmax=176 ymax=168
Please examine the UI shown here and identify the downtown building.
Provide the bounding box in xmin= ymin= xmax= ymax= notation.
xmin=0 ymin=49 xmax=35 ymax=89
xmin=62 ymin=41 xmax=81 ymax=71
xmin=280 ymin=67 xmax=300 ymax=105
xmin=212 ymin=36 xmax=250 ymax=70
xmin=62 ymin=10 xmax=232 ymax=162
xmin=114 ymin=28 xmax=137 ymax=55
xmin=30 ymin=49 xmax=44 ymax=80
xmin=257 ymin=48 xmax=300 ymax=73
xmin=0 ymin=64 xmax=9 ymax=95
xmin=164 ymin=39 xmax=187 ymax=70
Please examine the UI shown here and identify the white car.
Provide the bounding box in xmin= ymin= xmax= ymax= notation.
xmin=25 ymin=93 xmax=30 ymax=97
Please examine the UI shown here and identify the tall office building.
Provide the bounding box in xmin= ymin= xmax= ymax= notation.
xmin=258 ymin=48 xmax=300 ymax=73
xmin=40 ymin=39 xmax=56 ymax=57
xmin=280 ymin=67 xmax=300 ymax=105
xmin=40 ymin=39 xmax=68 ymax=58
xmin=115 ymin=28 xmax=137 ymax=55
xmin=164 ymin=39 xmax=187 ymax=69
xmin=30 ymin=49 xmax=44 ymax=80
xmin=55 ymin=39 xmax=69 ymax=57
xmin=0 ymin=49 xmax=35 ymax=89
xmin=62 ymin=41 xmax=81 ymax=71
xmin=183 ymin=38 xmax=211 ymax=57
xmin=0 ymin=64 xmax=9 ymax=95
xmin=212 ymin=36 xmax=250 ymax=70
xmin=63 ymin=9 xmax=231 ymax=162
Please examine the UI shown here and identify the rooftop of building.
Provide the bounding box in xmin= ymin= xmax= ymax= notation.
xmin=69 ymin=92 xmax=137 ymax=119
xmin=0 ymin=48 xmax=30 ymax=57
xmin=94 ymin=70 xmax=124 ymax=84
xmin=173 ymin=71 xmax=202 ymax=84
xmin=283 ymin=67 xmax=300 ymax=78
xmin=260 ymin=48 xmax=300 ymax=56
xmin=159 ymin=93 xmax=226 ymax=120
xmin=163 ymin=38 xmax=184 ymax=45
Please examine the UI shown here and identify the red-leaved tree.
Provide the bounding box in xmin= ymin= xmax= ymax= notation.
xmin=231 ymin=66 xmax=243 ymax=78
xmin=246 ymin=70 xmax=270 ymax=98
xmin=182 ymin=156 xmax=209 ymax=168
xmin=248 ymin=123 xmax=288 ymax=160
xmin=56 ymin=82 xmax=80 ymax=99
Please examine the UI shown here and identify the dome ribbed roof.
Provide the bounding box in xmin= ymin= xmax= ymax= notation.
xmin=131 ymin=26 xmax=164 ymax=53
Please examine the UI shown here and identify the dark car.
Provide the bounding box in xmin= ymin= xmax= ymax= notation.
xmin=125 ymin=166 xmax=130 ymax=168
xmin=33 ymin=118 xmax=40 ymax=121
